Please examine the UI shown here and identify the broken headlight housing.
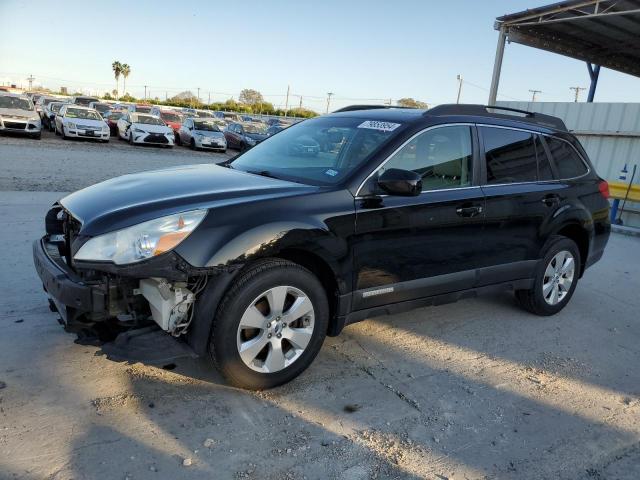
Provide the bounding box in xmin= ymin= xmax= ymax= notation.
xmin=74 ymin=210 xmax=207 ymax=265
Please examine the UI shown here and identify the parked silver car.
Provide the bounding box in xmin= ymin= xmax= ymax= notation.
xmin=177 ymin=117 xmax=227 ymax=151
xmin=0 ymin=92 xmax=42 ymax=139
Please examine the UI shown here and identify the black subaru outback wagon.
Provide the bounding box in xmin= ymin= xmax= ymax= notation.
xmin=33 ymin=104 xmax=610 ymax=389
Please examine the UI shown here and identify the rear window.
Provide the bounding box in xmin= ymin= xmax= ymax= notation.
xmin=545 ymin=137 xmax=588 ymax=179
xmin=482 ymin=127 xmax=538 ymax=183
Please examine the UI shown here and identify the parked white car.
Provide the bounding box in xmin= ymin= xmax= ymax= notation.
xmin=0 ymin=92 xmax=42 ymax=139
xmin=55 ymin=105 xmax=110 ymax=142
xmin=177 ymin=117 xmax=227 ymax=151
xmin=116 ymin=112 xmax=174 ymax=147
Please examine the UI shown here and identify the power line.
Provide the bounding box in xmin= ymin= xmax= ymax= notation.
xmin=569 ymin=86 xmax=586 ymax=102
xmin=529 ymin=89 xmax=542 ymax=102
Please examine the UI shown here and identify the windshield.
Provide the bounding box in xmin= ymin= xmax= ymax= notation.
xmin=93 ymin=104 xmax=111 ymax=113
xmin=230 ymin=117 xmax=404 ymax=186
xmin=161 ymin=112 xmax=181 ymax=122
xmin=135 ymin=105 xmax=152 ymax=113
xmin=0 ymin=96 xmax=34 ymax=111
xmin=75 ymin=97 xmax=98 ymax=106
xmin=51 ymin=103 xmax=64 ymax=113
xmin=243 ymin=123 xmax=267 ymax=134
xmin=107 ymin=112 xmax=124 ymax=120
xmin=196 ymin=111 xmax=214 ymax=118
xmin=194 ymin=120 xmax=220 ymax=132
xmin=65 ymin=108 xmax=101 ymax=120
xmin=133 ymin=114 xmax=164 ymax=125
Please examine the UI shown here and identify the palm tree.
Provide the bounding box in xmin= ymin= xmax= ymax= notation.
xmin=121 ymin=64 xmax=130 ymax=97
xmin=111 ymin=61 xmax=122 ymax=99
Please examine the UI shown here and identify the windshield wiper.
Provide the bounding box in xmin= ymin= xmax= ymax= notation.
xmin=247 ymin=170 xmax=280 ymax=179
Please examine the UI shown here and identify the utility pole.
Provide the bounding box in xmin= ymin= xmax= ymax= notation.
xmin=326 ymin=92 xmax=334 ymax=114
xmin=144 ymin=85 xmax=148 ymax=100
xmin=165 ymin=91 xmax=168 ymax=101
xmin=387 ymin=98 xmax=392 ymax=106
xmin=299 ymin=95 xmax=302 ymax=109
xmin=208 ymin=92 xmax=211 ymax=104
xmin=284 ymin=85 xmax=290 ymax=117
xmin=197 ymin=87 xmax=200 ymax=104
xmin=26 ymin=74 xmax=35 ymax=91
xmin=456 ymin=75 xmax=463 ymax=104
xmin=529 ymin=89 xmax=542 ymax=102
xmin=570 ymin=86 xmax=586 ymax=102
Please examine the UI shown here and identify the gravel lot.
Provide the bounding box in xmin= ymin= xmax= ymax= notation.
xmin=1 ymin=133 xmax=639 ymax=479
xmin=0 ymin=129 xmax=232 ymax=192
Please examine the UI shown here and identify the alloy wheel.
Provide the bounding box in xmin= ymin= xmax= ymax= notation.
xmin=236 ymin=286 xmax=315 ymax=373
xmin=542 ymin=250 xmax=575 ymax=305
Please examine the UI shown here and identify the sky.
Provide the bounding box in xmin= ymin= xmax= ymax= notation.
xmin=1 ymin=0 xmax=639 ymax=112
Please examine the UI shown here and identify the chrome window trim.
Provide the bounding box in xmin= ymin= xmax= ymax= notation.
xmin=356 ymin=122 xmax=592 ymax=198
xmin=475 ymin=123 xmax=592 ymax=182
xmin=354 ymin=123 xmax=475 ymax=197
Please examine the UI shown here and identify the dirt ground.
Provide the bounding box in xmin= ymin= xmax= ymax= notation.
xmin=1 ymin=133 xmax=639 ymax=480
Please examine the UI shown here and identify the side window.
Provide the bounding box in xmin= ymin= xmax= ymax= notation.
xmin=481 ymin=127 xmax=537 ymax=184
xmin=545 ymin=137 xmax=588 ymax=178
xmin=380 ymin=125 xmax=473 ymax=191
xmin=535 ymin=134 xmax=554 ymax=181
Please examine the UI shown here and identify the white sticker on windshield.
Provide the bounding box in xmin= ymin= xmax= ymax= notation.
xmin=357 ymin=120 xmax=401 ymax=132
xmin=325 ymin=169 xmax=339 ymax=177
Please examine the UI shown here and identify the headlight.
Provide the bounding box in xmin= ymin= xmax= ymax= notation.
xmin=102 ymin=126 xmax=109 ymax=132
xmin=133 ymin=128 xmax=145 ymax=133
xmin=67 ymin=122 xmax=76 ymax=129
xmin=74 ymin=210 xmax=207 ymax=265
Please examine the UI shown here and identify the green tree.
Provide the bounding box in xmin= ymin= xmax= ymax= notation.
xmin=239 ymin=88 xmax=264 ymax=106
xmin=121 ymin=64 xmax=131 ymax=96
xmin=111 ymin=61 xmax=122 ymax=99
xmin=396 ymin=97 xmax=428 ymax=109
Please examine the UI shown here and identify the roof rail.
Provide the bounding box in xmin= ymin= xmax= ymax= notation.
xmin=426 ymin=104 xmax=567 ymax=131
xmin=332 ymin=105 xmax=394 ymax=113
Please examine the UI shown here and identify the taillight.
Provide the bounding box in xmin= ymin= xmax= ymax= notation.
xmin=598 ymin=180 xmax=609 ymax=199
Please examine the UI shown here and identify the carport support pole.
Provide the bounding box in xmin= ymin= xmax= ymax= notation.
xmin=488 ymin=27 xmax=507 ymax=106
xmin=587 ymin=63 xmax=601 ymax=103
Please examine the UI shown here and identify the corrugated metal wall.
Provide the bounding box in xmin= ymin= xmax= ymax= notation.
xmin=498 ymin=101 xmax=640 ymax=227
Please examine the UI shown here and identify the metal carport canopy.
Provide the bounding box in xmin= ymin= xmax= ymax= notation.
xmin=488 ymin=0 xmax=640 ymax=104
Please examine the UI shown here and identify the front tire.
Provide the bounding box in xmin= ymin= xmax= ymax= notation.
xmin=516 ymin=236 xmax=580 ymax=316
xmin=210 ymin=259 xmax=328 ymax=389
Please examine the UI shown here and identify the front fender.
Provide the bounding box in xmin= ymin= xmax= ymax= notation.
xmin=174 ymin=190 xmax=356 ymax=288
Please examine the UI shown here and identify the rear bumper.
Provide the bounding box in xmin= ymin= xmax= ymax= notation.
xmin=32 ymin=238 xmax=106 ymax=323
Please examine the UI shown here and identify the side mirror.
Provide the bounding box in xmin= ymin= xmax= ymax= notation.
xmin=377 ymin=168 xmax=422 ymax=196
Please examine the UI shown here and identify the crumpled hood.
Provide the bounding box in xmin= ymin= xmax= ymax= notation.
xmin=60 ymin=164 xmax=314 ymax=236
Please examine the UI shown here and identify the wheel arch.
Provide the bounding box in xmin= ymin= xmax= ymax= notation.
xmin=554 ymin=222 xmax=590 ymax=277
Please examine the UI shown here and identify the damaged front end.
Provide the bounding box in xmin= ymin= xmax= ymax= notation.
xmin=33 ymin=204 xmax=211 ymax=340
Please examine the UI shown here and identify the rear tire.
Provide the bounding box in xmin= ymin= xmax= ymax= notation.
xmin=61 ymin=125 xmax=67 ymax=140
xmin=516 ymin=236 xmax=580 ymax=316
xmin=190 ymin=139 xmax=196 ymax=150
xmin=129 ymin=132 xmax=134 ymax=145
xmin=209 ymin=259 xmax=328 ymax=390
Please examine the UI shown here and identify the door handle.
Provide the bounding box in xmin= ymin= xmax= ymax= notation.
xmin=541 ymin=194 xmax=560 ymax=207
xmin=456 ymin=205 xmax=483 ymax=217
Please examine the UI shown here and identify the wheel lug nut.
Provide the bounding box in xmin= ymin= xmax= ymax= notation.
xmin=268 ymin=333 xmax=272 ymax=338
xmin=266 ymin=322 xmax=271 ymax=328
xmin=277 ymin=333 xmax=282 ymax=338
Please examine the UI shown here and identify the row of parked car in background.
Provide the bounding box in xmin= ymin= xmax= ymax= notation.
xmin=0 ymin=91 xmax=293 ymax=152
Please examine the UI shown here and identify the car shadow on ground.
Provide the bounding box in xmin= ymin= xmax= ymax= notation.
xmin=13 ymin=293 xmax=636 ymax=478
